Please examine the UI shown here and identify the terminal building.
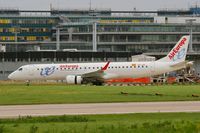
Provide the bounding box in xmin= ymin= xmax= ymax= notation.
xmin=0 ymin=6 xmax=200 ymax=80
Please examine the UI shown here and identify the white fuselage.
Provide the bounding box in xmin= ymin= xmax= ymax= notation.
xmin=8 ymin=61 xmax=184 ymax=81
xmin=8 ymin=35 xmax=190 ymax=83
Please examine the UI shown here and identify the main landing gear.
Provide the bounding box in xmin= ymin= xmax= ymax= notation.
xmin=26 ymin=80 xmax=30 ymax=86
xmin=92 ymin=81 xmax=103 ymax=86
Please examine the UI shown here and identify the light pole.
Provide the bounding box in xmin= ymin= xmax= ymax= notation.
xmin=186 ymin=19 xmax=196 ymax=53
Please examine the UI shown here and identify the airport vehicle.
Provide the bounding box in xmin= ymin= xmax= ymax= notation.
xmin=8 ymin=36 xmax=191 ymax=85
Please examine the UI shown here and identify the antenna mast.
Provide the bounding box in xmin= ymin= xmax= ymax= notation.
xmin=89 ymin=0 xmax=92 ymax=10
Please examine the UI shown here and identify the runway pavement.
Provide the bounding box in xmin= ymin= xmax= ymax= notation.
xmin=1 ymin=101 xmax=200 ymax=118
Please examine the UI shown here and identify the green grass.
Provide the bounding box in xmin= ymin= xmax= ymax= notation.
xmin=1 ymin=113 xmax=200 ymax=133
xmin=0 ymin=84 xmax=200 ymax=105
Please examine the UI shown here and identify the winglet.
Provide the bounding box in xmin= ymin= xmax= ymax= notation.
xmin=101 ymin=61 xmax=110 ymax=71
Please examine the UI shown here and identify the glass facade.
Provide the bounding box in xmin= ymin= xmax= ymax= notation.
xmin=57 ymin=22 xmax=200 ymax=52
xmin=65 ymin=24 xmax=200 ymax=33
xmin=0 ymin=9 xmax=200 ymax=53
xmin=0 ymin=17 xmax=59 ymax=42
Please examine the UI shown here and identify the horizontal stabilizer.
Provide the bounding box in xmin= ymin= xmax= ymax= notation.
xmin=170 ymin=61 xmax=194 ymax=68
xmin=170 ymin=61 xmax=187 ymax=68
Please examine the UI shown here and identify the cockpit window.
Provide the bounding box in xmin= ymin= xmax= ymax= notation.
xmin=18 ymin=68 xmax=23 ymax=71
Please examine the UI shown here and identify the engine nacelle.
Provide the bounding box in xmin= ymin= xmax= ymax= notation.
xmin=66 ymin=75 xmax=83 ymax=84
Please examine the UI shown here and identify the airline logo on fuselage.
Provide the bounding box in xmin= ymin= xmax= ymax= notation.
xmin=40 ymin=66 xmax=55 ymax=77
xmin=168 ymin=37 xmax=187 ymax=60
xmin=60 ymin=64 xmax=79 ymax=69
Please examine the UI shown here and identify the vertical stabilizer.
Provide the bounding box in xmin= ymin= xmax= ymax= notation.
xmin=157 ymin=36 xmax=190 ymax=62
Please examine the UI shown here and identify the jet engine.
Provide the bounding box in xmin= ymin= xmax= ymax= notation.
xmin=66 ymin=75 xmax=83 ymax=84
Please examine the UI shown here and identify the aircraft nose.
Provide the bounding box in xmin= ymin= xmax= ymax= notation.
xmin=8 ymin=72 xmax=15 ymax=80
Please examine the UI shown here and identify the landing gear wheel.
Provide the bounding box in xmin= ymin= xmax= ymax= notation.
xmin=93 ymin=82 xmax=103 ymax=86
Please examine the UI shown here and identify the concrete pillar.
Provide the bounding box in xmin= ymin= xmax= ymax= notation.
xmin=87 ymin=36 xmax=90 ymax=42
xmin=189 ymin=26 xmax=193 ymax=52
xmin=97 ymin=35 xmax=100 ymax=42
xmin=92 ymin=22 xmax=97 ymax=52
xmin=112 ymin=35 xmax=115 ymax=42
xmin=66 ymin=57 xmax=69 ymax=63
xmin=91 ymin=57 xmax=94 ymax=62
xmin=126 ymin=36 xmax=128 ymax=42
xmin=54 ymin=52 xmax=57 ymax=62
xmin=68 ymin=28 xmax=73 ymax=41
xmin=56 ymin=28 xmax=60 ymax=51
xmin=111 ymin=46 xmax=114 ymax=52
xmin=0 ymin=44 xmax=6 ymax=52
xmin=34 ymin=45 xmax=40 ymax=51
xmin=186 ymin=19 xmax=196 ymax=53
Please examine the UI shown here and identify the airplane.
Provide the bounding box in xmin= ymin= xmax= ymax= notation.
xmin=8 ymin=35 xmax=192 ymax=85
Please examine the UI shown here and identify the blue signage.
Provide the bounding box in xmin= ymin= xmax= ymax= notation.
xmin=40 ymin=66 xmax=56 ymax=77
xmin=173 ymin=48 xmax=186 ymax=61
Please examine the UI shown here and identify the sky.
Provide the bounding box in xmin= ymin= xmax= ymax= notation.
xmin=0 ymin=0 xmax=199 ymax=11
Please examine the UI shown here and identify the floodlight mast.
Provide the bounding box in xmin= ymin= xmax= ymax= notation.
xmin=186 ymin=19 xmax=196 ymax=52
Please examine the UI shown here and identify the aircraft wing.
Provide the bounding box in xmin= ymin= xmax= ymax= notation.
xmin=81 ymin=61 xmax=110 ymax=81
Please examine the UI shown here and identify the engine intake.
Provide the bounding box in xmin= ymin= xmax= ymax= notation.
xmin=66 ymin=75 xmax=83 ymax=84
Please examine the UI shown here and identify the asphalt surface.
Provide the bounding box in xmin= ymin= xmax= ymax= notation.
xmin=1 ymin=101 xmax=200 ymax=118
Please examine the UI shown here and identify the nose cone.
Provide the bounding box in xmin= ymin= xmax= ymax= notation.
xmin=8 ymin=72 xmax=15 ymax=80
